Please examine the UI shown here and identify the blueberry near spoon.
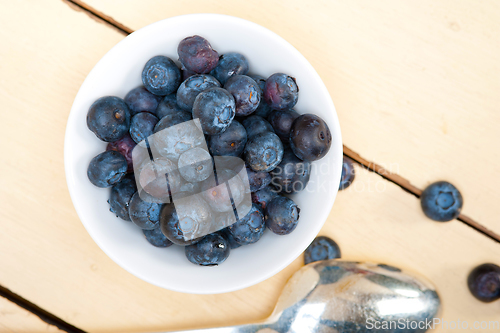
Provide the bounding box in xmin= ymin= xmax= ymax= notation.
xmin=153 ymin=261 xmax=440 ymax=333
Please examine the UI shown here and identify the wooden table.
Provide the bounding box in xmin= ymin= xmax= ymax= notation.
xmin=1 ymin=1 xmax=499 ymax=332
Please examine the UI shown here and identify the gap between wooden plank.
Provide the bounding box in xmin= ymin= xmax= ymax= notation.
xmin=61 ymin=0 xmax=500 ymax=245
xmin=0 ymin=285 xmax=86 ymax=333
xmin=343 ymin=145 xmax=500 ymax=243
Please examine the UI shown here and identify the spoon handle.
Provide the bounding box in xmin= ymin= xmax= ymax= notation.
xmin=156 ymin=323 xmax=269 ymax=333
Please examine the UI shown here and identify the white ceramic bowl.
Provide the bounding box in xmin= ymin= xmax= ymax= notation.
xmin=65 ymin=14 xmax=343 ymax=294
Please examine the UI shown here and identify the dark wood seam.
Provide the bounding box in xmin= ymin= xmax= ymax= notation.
xmin=0 ymin=285 xmax=86 ymax=333
xmin=343 ymin=145 xmax=500 ymax=243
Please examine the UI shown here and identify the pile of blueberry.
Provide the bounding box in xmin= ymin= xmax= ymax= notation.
xmin=86 ymin=35 xmax=332 ymax=266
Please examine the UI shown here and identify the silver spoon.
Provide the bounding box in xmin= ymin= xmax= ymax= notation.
xmin=157 ymin=261 xmax=441 ymax=333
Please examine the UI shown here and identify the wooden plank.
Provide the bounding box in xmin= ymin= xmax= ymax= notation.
xmin=0 ymin=297 xmax=62 ymax=333
xmin=0 ymin=1 xmax=499 ymax=332
xmin=80 ymin=0 xmax=500 ymax=236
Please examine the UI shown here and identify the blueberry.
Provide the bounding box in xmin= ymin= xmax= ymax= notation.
xmin=153 ymin=111 xmax=192 ymax=133
xmin=176 ymin=74 xmax=221 ymax=111
xmin=124 ymin=86 xmax=160 ymax=115
xmin=246 ymin=167 xmax=272 ymax=192
xmin=304 ymin=236 xmax=341 ymax=265
xmin=129 ymin=112 xmax=159 ymax=144
xmin=420 ymin=181 xmax=463 ymax=222
xmin=87 ymin=151 xmax=128 ymax=188
xmin=185 ymin=232 xmax=230 ymax=266
xmin=209 ymin=120 xmax=247 ymax=157
xmin=178 ymin=147 xmax=213 ymax=182
xmin=220 ymin=228 xmax=242 ymax=249
xmin=182 ymin=69 xmax=196 ymax=81
xmin=241 ymin=115 xmax=274 ymax=139
xmin=201 ymin=169 xmax=245 ymax=212
xmin=174 ymin=193 xmax=214 ymax=240
xmin=251 ymin=185 xmax=279 ymax=210
xmin=339 ymin=156 xmax=355 ymax=190
xmin=155 ymin=94 xmax=183 ymax=119
xmin=143 ymin=227 xmax=173 ymax=248
xmin=106 ymin=134 xmax=136 ymax=173
xmin=192 ymin=87 xmax=235 ymax=135
xmin=224 ymin=75 xmax=261 ymax=116
xmin=267 ymin=109 xmax=300 ymax=141
xmin=263 ymin=73 xmax=299 ymax=111
xmin=138 ymin=157 xmax=182 ymax=200
xmin=270 ymin=148 xmax=311 ymax=194
xmin=179 ymin=180 xmax=202 ymax=195
xmin=128 ymin=192 xmax=162 ymax=230
xmin=250 ymin=75 xmax=273 ymax=118
xmin=210 ymin=52 xmax=249 ymax=85
xmin=177 ymin=35 xmax=219 ymax=74
xmin=467 ymin=263 xmax=500 ymax=302
xmin=160 ymin=203 xmax=201 ymax=246
xmin=142 ymin=56 xmax=181 ymax=96
xmin=87 ymin=96 xmax=131 ymax=142
xmin=108 ymin=176 xmax=137 ymax=221
xmin=153 ymin=117 xmax=205 ymax=162
xmin=244 ymin=132 xmax=284 ymax=172
xmin=227 ymin=204 xmax=265 ymax=245
xmin=265 ymin=196 xmax=300 ymax=235
xmin=290 ymin=114 xmax=332 ymax=161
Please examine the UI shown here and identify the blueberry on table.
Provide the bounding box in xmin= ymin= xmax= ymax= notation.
xmin=178 ymin=35 xmax=219 ymax=74
xmin=241 ymin=115 xmax=274 ymax=139
xmin=467 ymin=263 xmax=500 ymax=302
xmin=124 ymin=86 xmax=159 ymax=115
xmin=108 ymin=176 xmax=137 ymax=221
xmin=185 ymin=232 xmax=230 ymax=266
xmin=224 ymin=75 xmax=261 ymax=116
xmin=177 ymin=147 xmax=213 ymax=182
xmin=244 ymin=132 xmax=284 ymax=172
xmin=250 ymin=75 xmax=273 ymax=118
xmin=192 ymin=87 xmax=235 ymax=135
xmin=209 ymin=120 xmax=247 ymax=157
xmin=227 ymin=204 xmax=265 ymax=245
xmin=210 ymin=52 xmax=249 ymax=85
xmin=160 ymin=203 xmax=200 ymax=246
xmin=176 ymin=74 xmax=220 ymax=111
xmin=246 ymin=167 xmax=272 ymax=192
xmin=153 ymin=111 xmax=192 ymax=133
xmin=251 ymin=186 xmax=279 ymax=210
xmin=155 ymin=94 xmax=183 ymax=119
xmin=263 ymin=73 xmax=299 ymax=111
xmin=142 ymin=56 xmax=181 ymax=96
xmin=87 ymin=151 xmax=128 ymax=188
xmin=143 ymin=227 xmax=173 ymax=248
xmin=129 ymin=112 xmax=158 ymax=144
xmin=270 ymin=148 xmax=311 ymax=194
xmin=290 ymin=114 xmax=332 ymax=162
xmin=267 ymin=109 xmax=300 ymax=142
xmin=420 ymin=181 xmax=463 ymax=222
xmin=87 ymin=96 xmax=131 ymax=142
xmin=106 ymin=133 xmax=136 ymax=173
xmin=304 ymin=236 xmax=341 ymax=265
xmin=128 ymin=192 xmax=162 ymax=230
xmin=265 ymin=196 xmax=300 ymax=235
xmin=339 ymin=156 xmax=355 ymax=190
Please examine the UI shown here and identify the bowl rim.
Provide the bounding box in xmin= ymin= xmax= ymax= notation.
xmin=64 ymin=13 xmax=343 ymax=294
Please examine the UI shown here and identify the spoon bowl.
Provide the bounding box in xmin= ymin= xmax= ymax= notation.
xmin=160 ymin=260 xmax=441 ymax=333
